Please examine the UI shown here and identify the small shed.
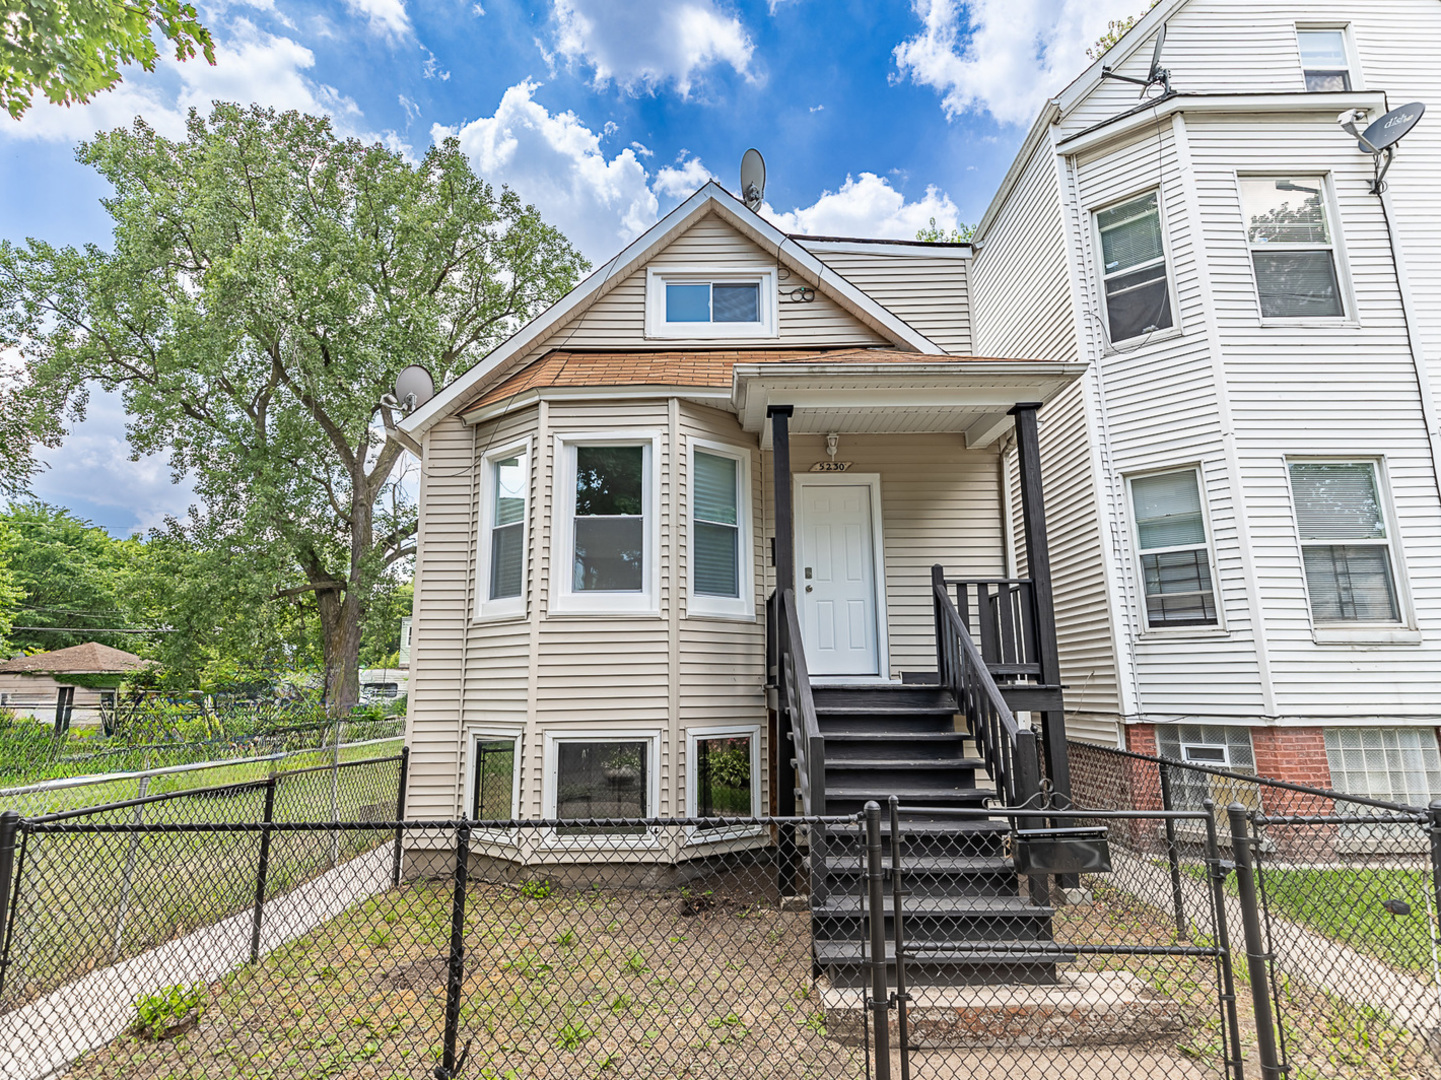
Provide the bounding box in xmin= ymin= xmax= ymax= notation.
xmin=0 ymin=643 xmax=154 ymax=732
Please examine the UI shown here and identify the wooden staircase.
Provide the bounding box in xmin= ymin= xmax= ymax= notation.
xmin=803 ymin=682 xmax=1066 ymax=987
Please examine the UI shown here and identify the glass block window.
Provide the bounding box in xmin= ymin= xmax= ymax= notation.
xmin=1130 ymin=469 xmax=1218 ymax=628
xmin=1325 ymin=728 xmax=1441 ymax=808
xmin=1096 ymin=191 xmax=1174 ymax=343
xmin=1289 ymin=462 xmax=1400 ymax=623
xmin=1298 ymin=28 xmax=1351 ymax=92
xmin=1239 ymin=176 xmax=1344 ymax=319
xmin=1157 ymin=724 xmax=1258 ymax=810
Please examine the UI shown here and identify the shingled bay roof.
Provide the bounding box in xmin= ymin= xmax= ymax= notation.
xmin=0 ymin=642 xmax=154 ymax=675
xmin=465 ymin=347 xmax=1038 ymax=414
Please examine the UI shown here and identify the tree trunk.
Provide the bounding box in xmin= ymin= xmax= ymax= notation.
xmin=316 ymin=585 xmax=363 ymax=717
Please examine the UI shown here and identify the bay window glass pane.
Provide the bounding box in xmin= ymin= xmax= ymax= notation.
xmin=694 ymin=523 xmax=739 ymax=597
xmin=494 ymin=456 xmax=525 ymax=526
xmin=1133 ymin=472 xmax=1206 ymax=549
xmin=1290 ymin=463 xmax=1386 ymax=540
xmin=490 ymin=523 xmax=524 ymax=599
xmin=694 ymin=452 xmax=738 ymax=524
xmin=556 ymin=741 xmax=648 ymax=835
xmin=1098 ymin=194 xmax=1164 ymax=273
xmin=665 ymin=283 xmax=710 ymax=322
xmin=712 ymin=283 xmax=759 ymax=323
xmin=576 ymin=446 xmax=643 ymax=515
xmin=472 ymin=738 xmax=516 ymax=819
xmin=696 ymin=735 xmax=753 ymax=822
xmin=694 ymin=451 xmax=740 ymax=598
xmin=574 ymin=517 xmax=644 ymax=591
xmin=1240 ymin=177 xmax=1330 ymax=244
xmin=1104 ymin=264 xmax=1173 ymax=341
xmin=1301 ymin=545 xmax=1399 ymax=622
xmin=1251 ymin=251 xmax=1342 ymax=318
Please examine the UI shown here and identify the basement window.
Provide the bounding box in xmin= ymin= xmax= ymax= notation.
xmin=1157 ymin=725 xmax=1258 ymax=811
xmin=645 ymin=268 xmax=777 ymax=339
xmin=470 ymin=733 xmax=521 ymax=820
xmin=544 ymin=732 xmax=662 ymax=842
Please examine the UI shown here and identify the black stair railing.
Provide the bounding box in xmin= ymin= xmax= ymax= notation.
xmin=951 ymin=577 xmax=1042 ymax=683
xmin=932 ymin=565 xmax=1042 ymax=809
xmin=771 ymin=587 xmax=825 ymax=815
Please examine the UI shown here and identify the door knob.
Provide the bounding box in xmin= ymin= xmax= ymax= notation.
xmin=805 ymin=585 xmax=814 ymax=593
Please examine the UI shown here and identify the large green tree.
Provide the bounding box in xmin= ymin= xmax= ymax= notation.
xmin=2 ymin=104 xmax=588 ymax=708
xmin=0 ymin=0 xmax=214 ymax=120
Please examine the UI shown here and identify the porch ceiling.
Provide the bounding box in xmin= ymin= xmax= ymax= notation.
xmin=732 ymin=361 xmax=1087 ymax=449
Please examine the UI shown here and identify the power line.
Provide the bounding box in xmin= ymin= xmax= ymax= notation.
xmin=10 ymin=625 xmax=172 ymax=634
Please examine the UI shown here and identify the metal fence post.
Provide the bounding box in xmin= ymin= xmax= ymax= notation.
xmin=392 ymin=746 xmax=410 ymax=888
xmin=1203 ymin=801 xmax=1245 ymax=1080
xmin=1229 ymin=802 xmax=1283 ymax=1080
xmin=863 ymin=802 xmax=892 ymax=1080
xmin=888 ymin=798 xmax=910 ymax=1080
xmin=1159 ymin=762 xmax=1189 ymax=938
xmin=0 ymin=810 xmax=20 ymax=1002
xmin=111 ymin=772 xmax=151 ymax=960
xmin=329 ymin=718 xmax=343 ymax=867
xmin=437 ymin=820 xmax=472 ymax=1080
xmin=249 ymin=776 xmax=278 ymax=964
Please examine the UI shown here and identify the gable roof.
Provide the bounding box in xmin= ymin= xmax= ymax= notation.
xmin=399 ymin=182 xmax=946 ymax=440
xmin=0 ymin=642 xmax=154 ymax=675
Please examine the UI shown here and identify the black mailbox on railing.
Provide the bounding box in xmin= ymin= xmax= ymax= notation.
xmin=1012 ymin=826 xmax=1112 ymax=875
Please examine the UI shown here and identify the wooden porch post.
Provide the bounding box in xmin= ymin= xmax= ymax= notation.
xmin=1009 ymin=402 xmax=1071 ymax=807
xmin=769 ymin=405 xmax=795 ymax=594
xmin=768 ymin=406 xmax=798 ymax=828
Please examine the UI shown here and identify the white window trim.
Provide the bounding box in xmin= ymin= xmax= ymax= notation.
xmin=550 ymin=431 xmax=662 ymax=616
xmin=645 ymin=266 xmax=778 ymax=340
xmin=685 ymin=723 xmax=764 ymax=844
xmin=541 ymin=729 xmax=664 ymax=849
xmin=475 ymin=439 xmax=531 ymax=621
xmin=686 ymin=438 xmax=755 ymax=620
xmin=1284 ymin=456 xmax=1418 ymax=643
xmin=1235 ymin=171 xmax=1356 ymax=326
xmin=1090 ymin=187 xmax=1181 ymax=350
xmin=1295 ymin=24 xmax=1361 ymax=93
xmin=1124 ymin=465 xmax=1226 ymax=637
xmin=464 ymin=725 xmax=525 ymax=841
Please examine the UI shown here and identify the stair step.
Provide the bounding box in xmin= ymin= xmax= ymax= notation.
xmin=825 ymin=855 xmax=1013 ymax=876
xmin=815 ymin=704 xmax=958 ymax=716
xmin=823 ymin=731 xmax=974 ymax=743
xmin=814 ymin=894 xmax=1051 ymax=917
xmin=825 ymin=758 xmax=987 ymax=771
xmin=813 ymin=941 xmax=1075 ymax=965
xmin=824 ymin=786 xmax=994 ymax=803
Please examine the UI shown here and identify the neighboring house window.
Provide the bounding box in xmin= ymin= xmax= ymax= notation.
xmin=1325 ymin=728 xmax=1441 ymax=808
xmin=477 ymin=444 xmax=529 ymax=618
xmin=1129 ymin=469 xmax=1218 ymax=629
xmin=687 ymin=726 xmax=761 ymax=833
xmin=689 ymin=443 xmax=752 ymax=619
xmin=645 ymin=268 xmax=777 ymax=339
xmin=1297 ymin=28 xmax=1351 ymax=92
xmin=471 ymin=733 xmax=521 ymax=820
xmin=545 ymin=733 xmax=661 ymax=839
xmin=553 ymin=435 xmax=659 ymax=614
xmin=1239 ymin=176 xmax=1344 ymax=319
xmin=1289 ymin=462 xmax=1401 ymax=623
xmin=1157 ymin=725 xmax=1258 ymax=810
xmin=1095 ymin=191 xmax=1174 ymax=344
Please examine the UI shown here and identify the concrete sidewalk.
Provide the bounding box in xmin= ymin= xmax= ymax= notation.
xmin=0 ymin=846 xmax=393 ymax=1080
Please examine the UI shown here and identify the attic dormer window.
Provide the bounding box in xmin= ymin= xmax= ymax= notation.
xmin=645 ymin=268 xmax=777 ymax=339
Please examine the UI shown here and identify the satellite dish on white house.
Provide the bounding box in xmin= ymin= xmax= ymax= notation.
xmin=1101 ymin=22 xmax=1172 ymax=99
xmin=740 ymin=148 xmax=766 ymax=212
xmin=393 ymin=365 xmax=435 ymax=411
xmin=1339 ymin=102 xmax=1424 ymax=193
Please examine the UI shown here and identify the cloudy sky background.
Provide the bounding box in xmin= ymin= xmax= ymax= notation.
xmin=1 ymin=0 xmax=1146 ymax=535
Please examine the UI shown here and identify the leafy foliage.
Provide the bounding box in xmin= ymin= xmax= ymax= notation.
xmin=132 ymin=981 xmax=206 ymax=1039
xmin=0 ymin=0 xmax=215 ymax=120
xmin=2 ymin=103 xmax=587 ymax=707
xmin=1086 ymin=0 xmax=1163 ymax=62
xmin=915 ymin=216 xmax=974 ymax=244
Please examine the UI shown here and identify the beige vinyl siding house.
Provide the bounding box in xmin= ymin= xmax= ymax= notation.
xmin=977 ymin=0 xmax=1441 ymax=803
xmin=397 ymin=185 xmax=1084 ymax=860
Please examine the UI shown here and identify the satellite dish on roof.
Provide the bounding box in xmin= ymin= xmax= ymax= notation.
xmin=1338 ymin=102 xmax=1424 ymax=194
xmin=393 ymin=365 xmax=434 ymax=411
xmin=1101 ymin=22 xmax=1172 ymax=99
xmin=740 ymin=148 xmax=766 ymax=212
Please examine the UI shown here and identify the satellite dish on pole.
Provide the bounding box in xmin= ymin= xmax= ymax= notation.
xmin=393 ymin=365 xmax=435 ymax=412
xmin=1339 ymin=102 xmax=1424 ymax=193
xmin=1101 ymin=22 xmax=1172 ymax=99
xmin=740 ymin=148 xmax=766 ymax=212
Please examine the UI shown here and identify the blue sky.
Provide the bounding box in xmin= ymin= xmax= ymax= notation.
xmin=1 ymin=0 xmax=1142 ymax=535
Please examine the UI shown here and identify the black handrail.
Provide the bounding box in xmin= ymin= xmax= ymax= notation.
xmin=932 ymin=565 xmax=1041 ymax=808
xmin=951 ymin=577 xmax=1042 ymax=680
xmin=773 ymin=588 xmax=825 ymax=815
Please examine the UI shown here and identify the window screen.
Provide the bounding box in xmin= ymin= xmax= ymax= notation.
xmin=693 ymin=451 xmax=740 ymax=598
xmin=1097 ymin=192 xmax=1173 ymax=343
xmin=1239 ymin=177 xmax=1343 ymax=318
xmin=573 ymin=445 xmax=645 ymax=592
xmin=1289 ymin=462 xmax=1399 ymax=623
xmin=1131 ymin=470 xmax=1217 ymax=627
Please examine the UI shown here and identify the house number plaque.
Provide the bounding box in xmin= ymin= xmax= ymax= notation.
xmin=809 ymin=461 xmax=852 ymax=472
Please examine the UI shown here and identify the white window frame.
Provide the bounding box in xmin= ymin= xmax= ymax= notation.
xmin=1090 ymin=187 xmax=1179 ymax=349
xmin=645 ymin=266 xmax=778 ymax=340
xmin=1124 ymin=465 xmax=1225 ymax=636
xmin=686 ymin=438 xmax=754 ymax=620
xmin=476 ymin=439 xmax=531 ymax=620
xmin=541 ymin=729 xmax=664 ymax=849
xmin=1236 ymin=172 xmax=1353 ymax=325
xmin=685 ymin=723 xmax=764 ymax=843
xmin=1295 ymin=25 xmax=1360 ymax=93
xmin=1285 ymin=457 xmax=1416 ymax=641
xmin=550 ymin=431 xmax=662 ymax=616
xmin=464 ymin=726 xmax=525 ymax=837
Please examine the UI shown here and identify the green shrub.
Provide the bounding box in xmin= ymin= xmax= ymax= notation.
xmin=133 ymin=982 xmax=206 ymax=1039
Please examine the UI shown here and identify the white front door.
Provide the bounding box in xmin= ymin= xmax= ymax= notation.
xmin=797 ymin=481 xmax=882 ymax=676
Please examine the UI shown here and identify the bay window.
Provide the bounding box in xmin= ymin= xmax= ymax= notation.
xmin=1239 ymin=176 xmax=1344 ymax=319
xmin=689 ymin=442 xmax=752 ymax=619
xmin=1095 ymin=191 xmax=1174 ymax=344
xmin=477 ymin=444 xmax=529 ymax=619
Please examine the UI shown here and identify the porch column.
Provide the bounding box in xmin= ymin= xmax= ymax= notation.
xmin=1009 ymin=402 xmax=1071 ymax=806
xmin=767 ymin=405 xmax=798 ymax=830
xmin=768 ymin=405 xmax=795 ymax=594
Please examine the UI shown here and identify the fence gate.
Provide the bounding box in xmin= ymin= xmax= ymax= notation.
xmin=867 ymin=798 xmax=1243 ymax=1080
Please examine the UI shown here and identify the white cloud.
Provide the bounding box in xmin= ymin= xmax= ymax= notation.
xmin=549 ymin=0 xmax=757 ymax=96
xmin=1 ymin=19 xmax=359 ymax=143
xmin=763 ymin=172 xmax=963 ymax=240
xmin=652 ymin=154 xmax=716 ymax=200
xmin=343 ymin=0 xmax=412 ymax=40
xmin=438 ymin=80 xmax=658 ymax=260
xmin=893 ymin=0 xmax=1144 ymax=126
xmin=398 ymin=94 xmax=419 ymax=123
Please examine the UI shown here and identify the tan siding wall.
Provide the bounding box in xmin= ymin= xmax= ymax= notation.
xmin=814 ymin=250 xmax=973 ymax=354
